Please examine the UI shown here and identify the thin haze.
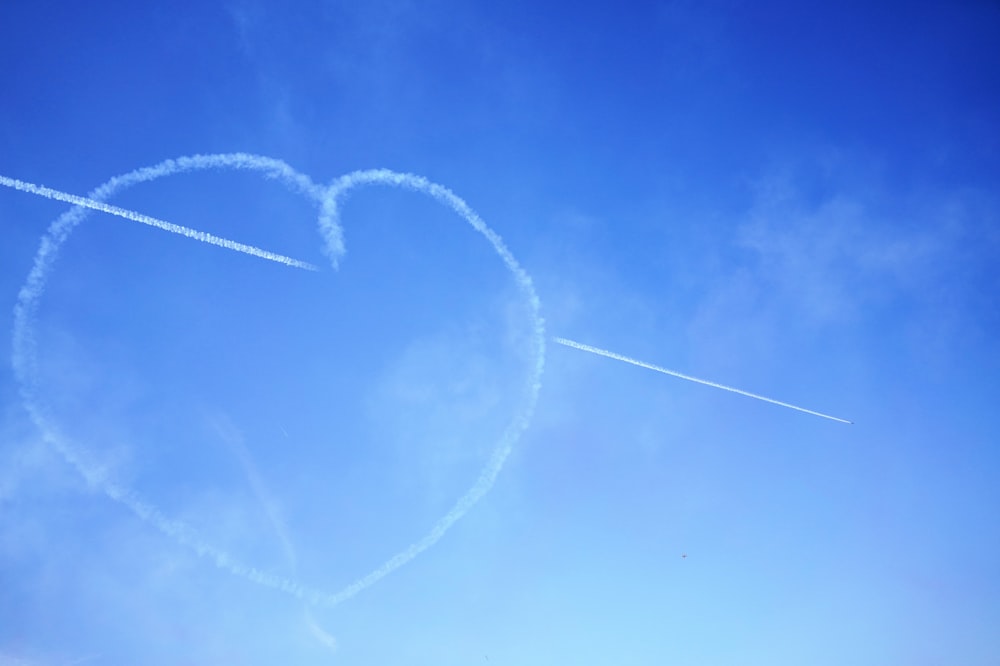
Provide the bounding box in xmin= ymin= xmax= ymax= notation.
xmin=1 ymin=3 xmax=997 ymax=665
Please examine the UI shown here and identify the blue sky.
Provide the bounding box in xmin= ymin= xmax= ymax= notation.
xmin=1 ymin=1 xmax=998 ymax=664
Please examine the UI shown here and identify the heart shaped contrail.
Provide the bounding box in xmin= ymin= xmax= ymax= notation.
xmin=553 ymin=337 xmax=852 ymax=424
xmin=7 ymin=154 xmax=545 ymax=609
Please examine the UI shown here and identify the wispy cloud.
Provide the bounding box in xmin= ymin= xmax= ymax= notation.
xmin=686 ymin=158 xmax=1000 ymax=375
xmin=735 ymin=166 xmax=998 ymax=325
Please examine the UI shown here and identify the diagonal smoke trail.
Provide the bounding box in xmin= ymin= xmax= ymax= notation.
xmin=211 ymin=416 xmax=299 ymax=572
xmin=213 ymin=416 xmax=338 ymax=650
xmin=0 ymin=174 xmax=318 ymax=271
xmin=553 ymin=337 xmax=852 ymax=424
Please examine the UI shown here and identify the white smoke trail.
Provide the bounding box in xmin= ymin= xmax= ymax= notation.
xmin=304 ymin=613 xmax=339 ymax=652
xmin=10 ymin=157 xmax=546 ymax=609
xmin=10 ymin=154 xmax=335 ymax=605
xmin=210 ymin=415 xmax=299 ymax=571
xmin=0 ymin=174 xmax=318 ymax=271
xmin=553 ymin=337 xmax=852 ymax=424
xmin=213 ymin=415 xmax=339 ymax=651
xmin=313 ymin=169 xmax=546 ymax=606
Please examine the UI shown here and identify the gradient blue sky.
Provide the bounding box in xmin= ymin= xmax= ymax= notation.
xmin=1 ymin=2 xmax=999 ymax=664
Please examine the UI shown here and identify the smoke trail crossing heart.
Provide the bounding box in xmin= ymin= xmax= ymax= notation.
xmin=0 ymin=174 xmax=318 ymax=271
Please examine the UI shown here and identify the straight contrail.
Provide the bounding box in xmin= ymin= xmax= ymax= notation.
xmin=553 ymin=337 xmax=852 ymax=424
xmin=0 ymin=174 xmax=318 ymax=271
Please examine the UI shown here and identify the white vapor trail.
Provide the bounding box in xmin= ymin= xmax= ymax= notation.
xmin=213 ymin=415 xmax=338 ymax=651
xmin=211 ymin=415 xmax=299 ymax=572
xmin=314 ymin=169 xmax=546 ymax=606
xmin=553 ymin=337 xmax=852 ymax=424
xmin=0 ymin=174 xmax=318 ymax=271
xmin=10 ymin=154 xmax=333 ymax=605
xmin=9 ymin=156 xmax=545 ymax=609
